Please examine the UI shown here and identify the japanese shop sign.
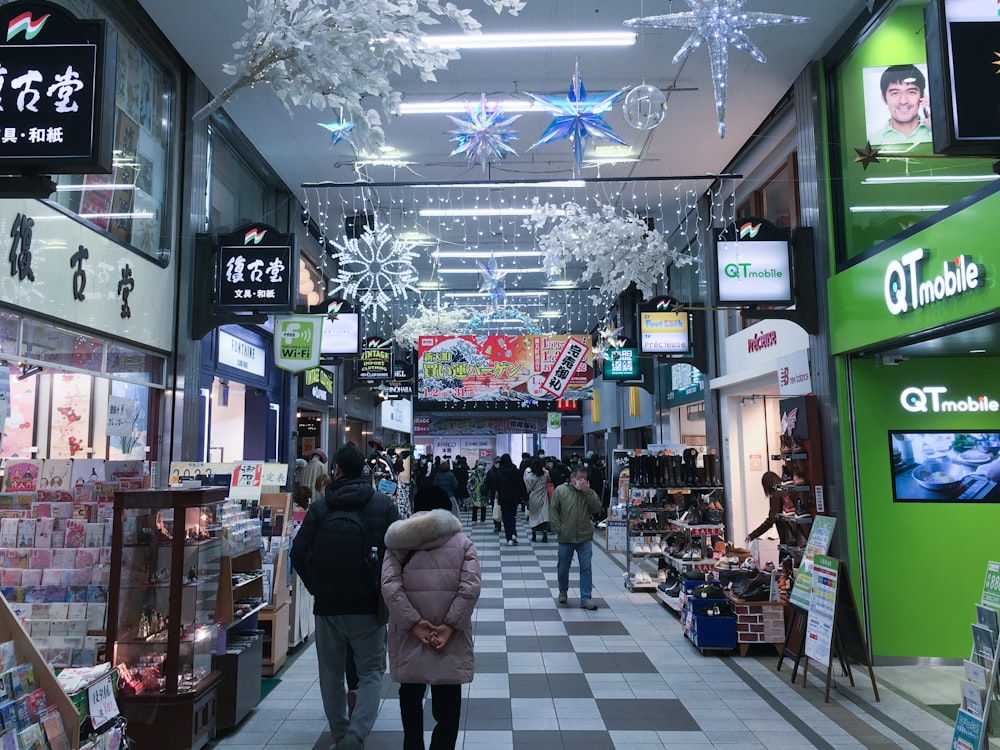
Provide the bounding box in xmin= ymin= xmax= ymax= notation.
xmin=273 ymin=315 xmax=322 ymax=373
xmin=229 ymin=460 xmax=263 ymax=501
xmin=417 ymin=335 xmax=593 ymax=403
xmin=1 ymin=199 xmax=174 ymax=352
xmin=105 ymin=395 xmax=136 ymax=437
xmin=358 ymin=337 xmax=392 ymax=381
xmin=412 ymin=414 xmax=546 ymax=435
xmin=0 ymin=1 xmax=113 ymax=173
xmin=603 ymin=347 xmax=640 ymax=381
xmin=216 ymin=225 xmax=296 ymax=313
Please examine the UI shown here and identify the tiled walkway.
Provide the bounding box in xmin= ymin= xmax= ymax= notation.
xmin=208 ymin=512 xmax=955 ymax=749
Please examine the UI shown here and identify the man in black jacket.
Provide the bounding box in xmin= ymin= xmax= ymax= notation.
xmin=291 ymin=444 xmax=398 ymax=750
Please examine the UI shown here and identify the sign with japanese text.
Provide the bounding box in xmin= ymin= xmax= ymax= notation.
xmin=603 ymin=347 xmax=640 ymax=381
xmin=216 ymin=225 xmax=296 ymax=313
xmin=87 ymin=673 xmax=119 ymax=729
xmin=981 ymin=561 xmax=1000 ymax=612
xmin=105 ymin=395 xmax=136 ymax=437
xmin=0 ymin=199 xmax=175 ymax=352
xmin=804 ymin=554 xmax=839 ymax=668
xmin=273 ymin=315 xmax=322 ymax=373
xmin=0 ymin=1 xmax=113 ymax=173
xmin=788 ymin=516 xmax=837 ymax=610
xmin=229 ymin=461 xmax=263 ymax=501
xmin=358 ymin=337 xmax=392 ymax=381
xmin=416 ymin=335 xmax=593 ymax=403
xmin=412 ymin=414 xmax=546 ymax=436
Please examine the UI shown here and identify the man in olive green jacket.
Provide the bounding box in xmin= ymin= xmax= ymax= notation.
xmin=549 ymin=467 xmax=603 ymax=609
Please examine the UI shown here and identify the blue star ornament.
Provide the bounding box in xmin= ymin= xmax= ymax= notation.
xmin=527 ymin=66 xmax=627 ymax=175
xmin=318 ymin=119 xmax=355 ymax=148
xmin=477 ymin=255 xmax=508 ymax=306
xmin=448 ymin=95 xmax=521 ymax=170
xmin=624 ymin=0 xmax=808 ymax=138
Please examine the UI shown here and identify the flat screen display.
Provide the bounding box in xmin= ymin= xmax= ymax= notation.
xmin=638 ymin=311 xmax=691 ymax=355
xmin=321 ymin=313 xmax=360 ymax=355
xmin=889 ymin=430 xmax=1000 ymax=502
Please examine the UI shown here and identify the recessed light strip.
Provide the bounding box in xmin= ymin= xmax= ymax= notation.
xmin=419 ymin=207 xmax=545 ymax=217
xmin=420 ymin=31 xmax=636 ymax=50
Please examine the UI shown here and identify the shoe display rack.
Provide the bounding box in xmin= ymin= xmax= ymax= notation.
xmin=770 ymin=395 xmax=825 ymax=563
xmin=618 ymin=449 xmax=726 ymax=593
xmin=680 ymin=580 xmax=737 ymax=654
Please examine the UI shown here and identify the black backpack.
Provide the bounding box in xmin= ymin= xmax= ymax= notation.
xmin=300 ymin=494 xmax=391 ymax=613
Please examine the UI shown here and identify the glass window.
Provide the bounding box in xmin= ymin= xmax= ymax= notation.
xmin=46 ymin=0 xmax=177 ymax=265
xmin=830 ymin=2 xmax=996 ymax=262
xmin=208 ymin=128 xmax=266 ymax=232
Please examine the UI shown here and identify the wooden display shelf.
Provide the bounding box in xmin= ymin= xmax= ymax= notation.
xmin=259 ymin=493 xmax=292 ymax=610
xmin=215 ymin=548 xmax=264 ymax=626
xmin=260 ymin=602 xmax=289 ymax=676
xmin=0 ymin=593 xmax=79 ymax=748
xmin=119 ymin=671 xmax=220 ymax=750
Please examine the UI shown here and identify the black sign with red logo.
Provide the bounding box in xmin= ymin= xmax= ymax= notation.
xmin=0 ymin=1 xmax=113 ymax=172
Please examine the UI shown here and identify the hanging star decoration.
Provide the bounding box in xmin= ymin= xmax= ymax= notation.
xmin=527 ymin=64 xmax=628 ymax=175
xmin=994 ymin=51 xmax=1000 ymax=74
xmin=318 ymin=119 xmax=355 ymax=149
xmin=853 ymin=141 xmax=882 ymax=170
xmin=448 ymin=94 xmax=521 ymax=170
xmin=477 ymin=254 xmax=509 ymax=306
xmin=624 ymin=0 xmax=809 ymax=138
xmin=460 ymin=307 xmax=540 ymax=335
xmin=329 ymin=218 xmax=419 ymax=320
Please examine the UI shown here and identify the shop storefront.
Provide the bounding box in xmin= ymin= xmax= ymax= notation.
xmin=296 ymin=366 xmax=334 ymax=459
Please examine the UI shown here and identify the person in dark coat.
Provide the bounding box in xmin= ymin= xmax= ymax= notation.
xmin=491 ymin=454 xmax=529 ymax=545
xmin=452 ymin=456 xmax=470 ymax=510
xmin=382 ymin=486 xmax=481 ymax=750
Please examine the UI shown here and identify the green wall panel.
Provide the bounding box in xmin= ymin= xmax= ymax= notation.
xmin=849 ymin=356 xmax=1000 ymax=658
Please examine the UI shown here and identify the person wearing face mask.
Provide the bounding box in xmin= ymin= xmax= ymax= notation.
xmin=549 ymin=467 xmax=603 ymax=610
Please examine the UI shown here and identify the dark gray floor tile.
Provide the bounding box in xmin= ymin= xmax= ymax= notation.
xmin=508 ymin=673 xmax=552 ymax=698
xmin=545 ymin=673 xmax=595 ymax=698
xmin=507 ymin=635 xmax=574 ymax=653
xmin=596 ymin=698 xmax=700 ymax=731
xmin=505 ymin=608 xmax=561 ymax=621
xmin=576 ymin=652 xmax=658 ymax=673
xmin=520 ymin=587 xmax=555 ymax=598
xmin=477 ymin=597 xmax=505 ymax=609
xmin=563 ymin=621 xmax=630 ymax=636
xmin=513 ymin=730 xmax=615 ymax=749
xmin=511 ymin=730 xmax=565 ymax=750
xmin=359 ymin=731 xmax=405 ymax=749
xmin=474 ymin=620 xmax=507 ymax=635
xmin=473 ymin=652 xmax=509 ymax=673
xmin=462 ymin=698 xmax=512 ymax=730
xmin=480 ymin=579 xmax=503 ymax=588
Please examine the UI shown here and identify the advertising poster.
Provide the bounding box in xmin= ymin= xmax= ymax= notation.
xmin=788 ymin=516 xmax=837 ymax=610
xmin=417 ymin=335 xmax=593 ymax=403
xmin=804 ymin=554 xmax=839 ymax=668
xmin=50 ymin=375 xmax=92 ymax=459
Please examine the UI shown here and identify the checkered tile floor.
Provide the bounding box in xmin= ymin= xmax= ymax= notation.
xmin=207 ymin=510 xmax=954 ymax=749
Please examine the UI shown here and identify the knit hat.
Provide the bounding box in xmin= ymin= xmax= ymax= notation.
xmin=309 ymin=448 xmax=328 ymax=464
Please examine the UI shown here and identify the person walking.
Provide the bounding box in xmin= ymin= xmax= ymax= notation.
xmin=467 ymin=460 xmax=489 ymax=525
xmin=549 ymin=466 xmax=603 ymax=609
xmin=382 ymin=485 xmax=481 ymax=750
xmin=432 ymin=460 xmax=462 ymax=517
xmin=453 ymin=455 xmax=470 ymax=511
xmin=523 ymin=458 xmax=550 ymax=543
xmin=485 ymin=457 xmax=502 ymax=534
xmin=290 ymin=444 xmax=399 ymax=750
xmin=492 ymin=454 xmax=529 ymax=545
xmin=299 ymin=448 xmax=328 ymax=504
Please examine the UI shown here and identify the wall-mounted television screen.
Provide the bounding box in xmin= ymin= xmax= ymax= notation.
xmin=889 ymin=430 xmax=1000 ymax=502
xmin=321 ymin=313 xmax=360 ymax=356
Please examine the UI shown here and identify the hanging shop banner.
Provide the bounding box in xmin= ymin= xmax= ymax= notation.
xmin=412 ymin=414 xmax=546 ymax=436
xmin=299 ymin=367 xmax=335 ymax=405
xmin=358 ymin=337 xmax=393 ymax=381
xmin=416 ymin=335 xmax=593 ymax=403
xmin=925 ymin=0 xmax=1000 ymax=154
xmin=382 ymin=380 xmax=414 ymax=399
xmin=0 ymin=2 xmax=114 ymax=173
xmin=713 ymin=218 xmax=793 ymax=306
xmin=273 ymin=315 xmax=322 ymax=373
xmin=216 ymin=224 xmax=296 ymax=313
xmin=603 ymin=347 xmax=641 ymax=381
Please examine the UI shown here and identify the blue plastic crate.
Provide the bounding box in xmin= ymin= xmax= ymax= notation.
xmin=690 ymin=613 xmax=736 ymax=650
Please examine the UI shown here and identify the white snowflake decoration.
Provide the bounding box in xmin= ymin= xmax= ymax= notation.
xmin=393 ymin=303 xmax=473 ymax=350
xmin=523 ymin=198 xmax=693 ymax=304
xmin=330 ymin=219 xmax=420 ymax=320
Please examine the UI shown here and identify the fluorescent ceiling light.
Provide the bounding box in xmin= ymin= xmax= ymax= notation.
xmin=419 ymin=207 xmax=551 ymax=217
xmin=437 ymin=267 xmax=546 ymax=274
xmin=538 ymin=311 xmax=564 ymax=318
xmin=435 ymin=180 xmax=586 ymax=189
xmin=970 ymin=349 xmax=987 ymax=354
xmin=433 ymin=250 xmax=541 ymax=259
xmin=80 ymin=212 xmax=155 ymax=219
xmin=400 ymin=100 xmax=538 ymax=115
xmin=861 ymin=175 xmax=998 ymax=185
xmin=848 ymin=205 xmax=947 ymax=213
xmin=417 ymin=281 xmax=447 ymax=290
xmin=353 ymin=159 xmax=413 ymax=168
xmin=546 ymin=280 xmax=577 ymax=289
xmin=420 ymin=31 xmax=636 ymax=50
xmin=444 ymin=291 xmax=545 ymax=298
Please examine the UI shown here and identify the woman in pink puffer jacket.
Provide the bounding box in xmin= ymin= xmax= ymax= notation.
xmin=381 ymin=486 xmax=481 ymax=750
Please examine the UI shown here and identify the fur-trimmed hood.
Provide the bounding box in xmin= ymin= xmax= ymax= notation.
xmin=384 ymin=509 xmax=463 ymax=551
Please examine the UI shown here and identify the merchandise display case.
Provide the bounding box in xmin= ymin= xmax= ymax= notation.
xmin=107 ymin=487 xmax=226 ymax=750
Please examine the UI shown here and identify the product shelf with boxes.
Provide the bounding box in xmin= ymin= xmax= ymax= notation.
xmin=679 ymin=579 xmax=736 ymax=654
xmin=257 ymin=493 xmax=292 ymax=676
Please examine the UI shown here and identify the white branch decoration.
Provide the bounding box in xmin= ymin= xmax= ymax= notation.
xmin=197 ymin=0 xmax=527 ymax=151
xmin=393 ymin=303 xmax=473 ymax=350
xmin=523 ymin=198 xmax=693 ymax=303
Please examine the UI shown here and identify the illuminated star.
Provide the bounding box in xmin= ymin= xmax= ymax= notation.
xmin=624 ymin=0 xmax=809 ymax=138
xmin=527 ymin=64 xmax=628 ymax=176
xmin=447 ymin=94 xmax=521 ymax=170
xmin=994 ymin=51 xmax=1000 ymax=74
xmin=477 ymin=254 xmax=508 ymax=305
xmin=853 ymin=141 xmax=881 ymax=170
xmin=599 ymin=323 xmax=625 ymax=349
xmin=318 ymin=119 xmax=355 ymax=148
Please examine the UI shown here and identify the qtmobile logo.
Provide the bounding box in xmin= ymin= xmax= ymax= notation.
xmin=900 ymin=386 xmax=1000 ymax=413
xmin=884 ymin=248 xmax=983 ymax=315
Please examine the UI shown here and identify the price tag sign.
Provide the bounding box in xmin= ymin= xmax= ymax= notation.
xmin=982 ymin=561 xmax=1000 ymax=611
xmin=88 ymin=674 xmax=119 ymax=728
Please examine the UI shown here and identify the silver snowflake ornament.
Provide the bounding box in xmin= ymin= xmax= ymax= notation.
xmin=448 ymin=94 xmax=521 ymax=170
xmin=330 ymin=219 xmax=420 ymax=320
xmin=624 ymin=0 xmax=808 ymax=138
